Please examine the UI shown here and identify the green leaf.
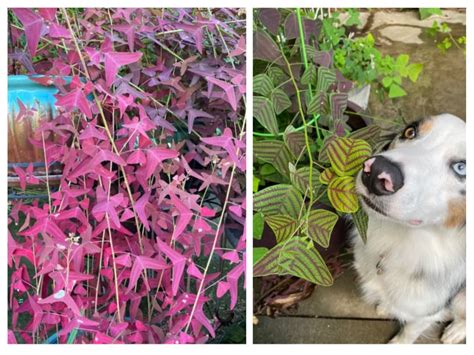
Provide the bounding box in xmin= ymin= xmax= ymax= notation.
xmin=254 ymin=237 xmax=334 ymax=286
xmin=396 ymin=54 xmax=409 ymax=69
xmin=260 ymin=164 xmax=277 ymax=176
xmin=351 ymin=207 xmax=369 ymax=244
xmin=253 ymin=247 xmax=269 ymax=265
xmin=253 ymin=212 xmax=265 ymax=240
xmin=301 ymin=63 xmax=317 ymax=85
xmin=407 ymin=63 xmax=423 ymax=82
xmin=318 ymin=135 xmax=336 ymax=162
xmin=349 ymin=125 xmax=382 ymax=148
xmin=307 ymin=91 xmax=328 ymax=115
xmin=388 ymin=83 xmax=407 ymax=98
xmin=253 ymin=73 xmax=274 ymax=96
xmin=327 ymin=137 xmax=372 ymax=177
xmin=382 ymin=77 xmax=393 ymax=88
xmin=289 ymin=165 xmax=321 ymax=196
xmin=271 ymin=88 xmax=292 ymax=115
xmin=267 ymin=66 xmax=289 ymax=86
xmin=419 ymin=8 xmax=442 ymax=20
xmin=316 ymin=67 xmax=337 ymax=93
xmin=284 ymin=125 xmax=312 ymax=158
xmin=254 ymin=140 xmax=294 ymax=176
xmin=320 ymin=168 xmax=336 ymax=185
xmin=266 ymin=214 xmax=299 ymax=243
xmin=254 ymin=96 xmax=279 ymax=135
xmin=253 ymin=176 xmax=260 ymax=193
xmin=254 ymin=184 xmax=303 ymax=218
xmin=305 ymin=209 xmax=339 ymax=248
xmin=327 ymin=176 xmax=359 ymax=213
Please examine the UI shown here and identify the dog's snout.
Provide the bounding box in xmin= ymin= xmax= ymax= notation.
xmin=361 ymin=156 xmax=404 ymax=196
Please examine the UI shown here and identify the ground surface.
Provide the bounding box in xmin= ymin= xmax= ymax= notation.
xmin=253 ymin=268 xmax=445 ymax=344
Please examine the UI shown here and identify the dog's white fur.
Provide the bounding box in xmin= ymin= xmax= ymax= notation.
xmin=352 ymin=114 xmax=466 ymax=344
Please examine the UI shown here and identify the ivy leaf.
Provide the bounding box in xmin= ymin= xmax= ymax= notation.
xmin=254 ymin=140 xmax=294 ymax=176
xmin=327 ymin=176 xmax=359 ymax=213
xmin=253 ymin=73 xmax=274 ymax=97
xmin=271 ymin=88 xmax=292 ymax=115
xmin=254 ymin=184 xmax=303 ymax=218
xmin=12 ymin=8 xmax=44 ymax=56
xmin=327 ymin=137 xmax=372 ymax=177
xmin=266 ymin=214 xmax=298 ymax=243
xmin=55 ymin=88 xmax=92 ymax=118
xmin=103 ymin=51 xmax=143 ymax=87
xmin=305 ymin=209 xmax=338 ymax=248
xmin=253 ymin=96 xmax=279 ymax=135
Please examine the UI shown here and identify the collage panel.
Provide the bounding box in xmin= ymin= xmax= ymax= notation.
xmin=252 ymin=8 xmax=466 ymax=344
xmin=7 ymin=8 xmax=246 ymax=344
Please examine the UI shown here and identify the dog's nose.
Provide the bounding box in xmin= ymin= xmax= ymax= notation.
xmin=361 ymin=156 xmax=404 ymax=195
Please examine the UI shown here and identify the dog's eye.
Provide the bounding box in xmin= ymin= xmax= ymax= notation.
xmin=402 ymin=126 xmax=417 ymax=139
xmin=452 ymin=161 xmax=466 ymax=177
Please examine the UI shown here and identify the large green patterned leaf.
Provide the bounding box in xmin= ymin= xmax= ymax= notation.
xmin=305 ymin=209 xmax=338 ymax=248
xmin=306 ymin=91 xmax=328 ymax=115
xmin=352 ymin=206 xmax=369 ymax=244
xmin=254 ymin=30 xmax=284 ymax=65
xmin=327 ymin=176 xmax=359 ymax=213
xmin=301 ymin=63 xmax=317 ymax=86
xmin=327 ymin=137 xmax=372 ymax=177
xmin=319 ymin=168 xmax=336 ymax=185
xmin=315 ymin=67 xmax=336 ymax=93
xmin=254 ymin=73 xmax=274 ymax=97
xmin=330 ymin=92 xmax=348 ymax=121
xmin=266 ymin=214 xmax=299 ymax=243
xmin=284 ymin=125 xmax=312 ymax=158
xmin=254 ymin=96 xmax=279 ymax=135
xmin=254 ymin=184 xmax=303 ymax=218
xmin=289 ymin=165 xmax=321 ymax=196
xmin=267 ymin=66 xmax=289 ymax=86
xmin=349 ymin=125 xmax=382 ymax=148
xmin=254 ymin=237 xmax=333 ymax=286
xmin=254 ymin=140 xmax=294 ymax=176
xmin=318 ymin=135 xmax=336 ymax=162
xmin=271 ymin=88 xmax=292 ymax=115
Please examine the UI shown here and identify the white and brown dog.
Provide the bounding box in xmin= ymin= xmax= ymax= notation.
xmin=352 ymin=113 xmax=466 ymax=344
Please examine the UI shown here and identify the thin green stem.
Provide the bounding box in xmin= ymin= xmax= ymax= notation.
xmin=279 ymin=42 xmax=315 ymax=213
xmin=253 ymin=115 xmax=320 ymax=137
xmin=297 ymin=8 xmax=321 ymax=141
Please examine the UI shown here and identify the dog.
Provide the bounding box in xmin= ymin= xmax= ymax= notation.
xmin=351 ymin=113 xmax=466 ymax=344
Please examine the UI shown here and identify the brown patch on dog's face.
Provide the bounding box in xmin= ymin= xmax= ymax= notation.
xmin=444 ymin=198 xmax=466 ymax=229
xmin=418 ymin=116 xmax=434 ymax=135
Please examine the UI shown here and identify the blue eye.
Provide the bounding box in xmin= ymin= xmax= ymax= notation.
xmin=452 ymin=161 xmax=466 ymax=176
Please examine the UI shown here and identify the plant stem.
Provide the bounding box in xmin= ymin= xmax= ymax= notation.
xmin=279 ymin=42 xmax=315 ymax=213
xmin=296 ymin=8 xmax=321 ymax=141
xmin=253 ymin=115 xmax=320 ymax=137
xmin=62 ymin=8 xmax=144 ymax=252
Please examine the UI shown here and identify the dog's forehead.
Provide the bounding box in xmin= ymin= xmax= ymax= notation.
xmin=426 ymin=114 xmax=465 ymax=138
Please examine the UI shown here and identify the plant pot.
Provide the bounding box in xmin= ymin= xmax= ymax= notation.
xmin=8 ymin=75 xmax=65 ymax=192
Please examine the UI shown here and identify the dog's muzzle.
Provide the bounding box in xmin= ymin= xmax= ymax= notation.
xmin=361 ymin=156 xmax=404 ymax=196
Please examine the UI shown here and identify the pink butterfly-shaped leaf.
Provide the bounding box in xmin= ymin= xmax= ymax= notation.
xmin=12 ymin=9 xmax=44 ymax=56
xmin=169 ymin=192 xmax=193 ymax=240
xmin=38 ymin=290 xmax=82 ymax=317
xmin=226 ymin=260 xmax=245 ymax=309
xmin=134 ymin=191 xmax=151 ymax=231
xmin=216 ymin=281 xmax=230 ymax=298
xmin=126 ymin=255 xmax=169 ymax=294
xmin=144 ymin=147 xmax=178 ymax=180
xmin=55 ymin=88 xmax=92 ymax=118
xmin=104 ymin=51 xmax=143 ymax=87
xmin=205 ymin=76 xmax=237 ymax=111
xmin=156 ymin=238 xmax=186 ymax=296
xmin=49 ymin=22 xmax=71 ymax=38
